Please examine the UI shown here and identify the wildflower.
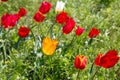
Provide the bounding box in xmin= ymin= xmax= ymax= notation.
xmin=94 ymin=50 xmax=119 ymax=68
xmin=1 ymin=13 xmax=19 ymax=28
xmin=39 ymin=1 xmax=52 ymax=14
xmin=18 ymin=7 xmax=27 ymax=17
xmin=56 ymin=11 xmax=69 ymax=24
xmin=42 ymin=37 xmax=58 ymax=55
xmin=1 ymin=13 xmax=11 ymax=28
xmin=55 ymin=1 xmax=65 ymax=12
xmin=75 ymin=26 xmax=85 ymax=36
xmin=94 ymin=54 xmax=103 ymax=66
xmin=62 ymin=17 xmax=76 ymax=34
xmin=74 ymin=55 xmax=87 ymax=70
xmin=18 ymin=26 xmax=30 ymax=38
xmin=88 ymin=27 xmax=100 ymax=38
xmin=33 ymin=11 xmax=45 ymax=23
xmin=10 ymin=14 xmax=20 ymax=27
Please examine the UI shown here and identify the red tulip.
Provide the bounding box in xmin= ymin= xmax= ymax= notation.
xmin=18 ymin=26 xmax=30 ymax=38
xmin=94 ymin=50 xmax=119 ymax=68
xmin=94 ymin=54 xmax=103 ymax=66
xmin=56 ymin=11 xmax=69 ymax=24
xmin=88 ymin=27 xmax=100 ymax=38
xmin=62 ymin=17 xmax=76 ymax=34
xmin=9 ymin=14 xmax=19 ymax=27
xmin=1 ymin=13 xmax=11 ymax=28
xmin=74 ymin=55 xmax=87 ymax=70
xmin=1 ymin=13 xmax=19 ymax=28
xmin=14 ymin=13 xmax=20 ymax=21
xmin=39 ymin=1 xmax=52 ymax=14
xmin=18 ymin=7 xmax=27 ymax=17
xmin=75 ymin=26 xmax=85 ymax=36
xmin=33 ymin=11 xmax=45 ymax=23
xmin=1 ymin=0 xmax=8 ymax=2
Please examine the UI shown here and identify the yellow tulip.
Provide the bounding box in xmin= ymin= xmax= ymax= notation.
xmin=42 ymin=37 xmax=59 ymax=55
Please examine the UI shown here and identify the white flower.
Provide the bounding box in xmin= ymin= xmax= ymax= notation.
xmin=55 ymin=1 xmax=65 ymax=12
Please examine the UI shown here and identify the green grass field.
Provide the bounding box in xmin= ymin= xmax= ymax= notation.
xmin=0 ymin=0 xmax=120 ymax=80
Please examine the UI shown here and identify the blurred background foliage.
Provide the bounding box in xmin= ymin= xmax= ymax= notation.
xmin=0 ymin=0 xmax=120 ymax=80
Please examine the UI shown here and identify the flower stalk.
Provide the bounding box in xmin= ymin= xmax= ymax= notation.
xmin=91 ymin=67 xmax=101 ymax=80
xmin=46 ymin=21 xmax=56 ymax=38
xmin=14 ymin=37 xmax=21 ymax=49
xmin=76 ymin=70 xmax=80 ymax=80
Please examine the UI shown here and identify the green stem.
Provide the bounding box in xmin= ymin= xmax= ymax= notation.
xmin=30 ymin=23 xmax=37 ymax=29
xmin=3 ymin=42 xmax=7 ymax=64
xmin=57 ymin=27 xmax=62 ymax=39
xmin=76 ymin=70 xmax=80 ymax=80
xmin=30 ymin=29 xmax=36 ymax=41
xmin=115 ymin=65 xmax=120 ymax=78
xmin=14 ymin=37 xmax=21 ymax=49
xmin=88 ymin=38 xmax=93 ymax=45
xmin=91 ymin=67 xmax=101 ymax=80
xmin=46 ymin=22 xmax=56 ymax=38
xmin=89 ymin=63 xmax=94 ymax=74
xmin=33 ymin=57 xmax=39 ymax=80
xmin=115 ymin=66 xmax=120 ymax=73
xmin=41 ymin=55 xmax=45 ymax=80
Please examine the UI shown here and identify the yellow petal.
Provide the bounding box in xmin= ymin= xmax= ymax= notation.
xmin=42 ymin=37 xmax=59 ymax=55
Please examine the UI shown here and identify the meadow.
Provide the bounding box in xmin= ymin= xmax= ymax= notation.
xmin=0 ymin=0 xmax=120 ymax=80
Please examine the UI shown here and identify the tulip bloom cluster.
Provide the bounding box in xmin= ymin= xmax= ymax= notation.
xmin=74 ymin=50 xmax=119 ymax=71
xmin=94 ymin=50 xmax=119 ymax=68
xmin=56 ymin=11 xmax=76 ymax=34
xmin=0 ymin=1 xmax=119 ymax=79
xmin=33 ymin=1 xmax=52 ymax=23
xmin=1 ymin=7 xmax=27 ymax=28
xmin=55 ymin=11 xmax=100 ymax=37
xmin=1 ymin=13 xmax=19 ymax=28
xmin=56 ymin=11 xmax=85 ymax=36
xmin=1 ymin=7 xmax=30 ymax=38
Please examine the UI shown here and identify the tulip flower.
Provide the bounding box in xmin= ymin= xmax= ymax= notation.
xmin=62 ymin=17 xmax=76 ymax=34
xmin=94 ymin=50 xmax=119 ymax=68
xmin=10 ymin=14 xmax=20 ymax=27
xmin=55 ymin=1 xmax=65 ymax=12
xmin=74 ymin=55 xmax=87 ymax=70
xmin=18 ymin=26 xmax=30 ymax=38
xmin=33 ymin=11 xmax=45 ymax=23
xmin=75 ymin=26 xmax=85 ymax=36
xmin=1 ymin=13 xmax=20 ymax=28
xmin=18 ymin=7 xmax=27 ymax=17
xmin=94 ymin=54 xmax=103 ymax=66
xmin=42 ymin=37 xmax=59 ymax=55
xmin=39 ymin=1 xmax=52 ymax=14
xmin=88 ymin=27 xmax=100 ymax=38
xmin=56 ymin=11 xmax=69 ymax=24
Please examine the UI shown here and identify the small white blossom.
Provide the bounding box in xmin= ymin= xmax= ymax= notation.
xmin=55 ymin=1 xmax=65 ymax=12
